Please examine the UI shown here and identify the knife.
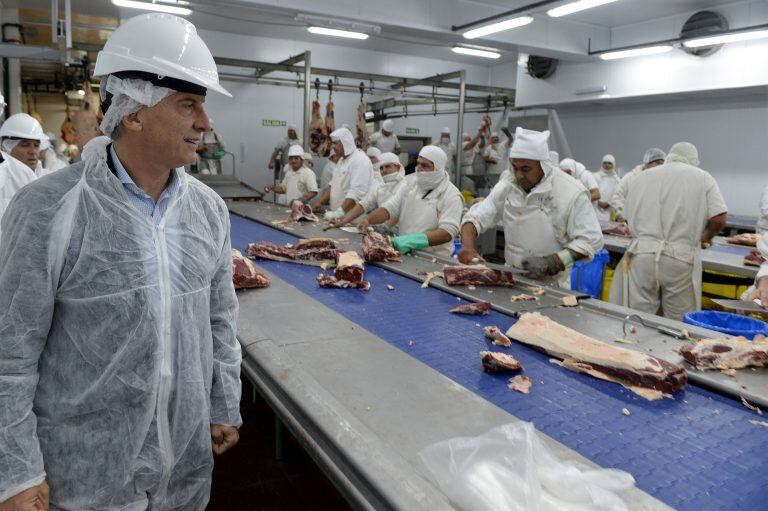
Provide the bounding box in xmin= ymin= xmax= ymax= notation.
xmin=712 ymin=298 xmax=767 ymax=313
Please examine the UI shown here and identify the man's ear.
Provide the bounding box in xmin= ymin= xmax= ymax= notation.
xmin=121 ymin=111 xmax=143 ymax=133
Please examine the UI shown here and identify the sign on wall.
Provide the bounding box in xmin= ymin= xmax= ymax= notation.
xmin=405 ymin=128 xmax=420 ymax=134
xmin=262 ymin=120 xmax=287 ymax=127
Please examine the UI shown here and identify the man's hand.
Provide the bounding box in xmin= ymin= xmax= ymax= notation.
xmin=701 ymin=235 xmax=713 ymax=250
xmin=329 ymin=217 xmax=346 ymax=228
xmin=211 ymin=424 xmax=239 ymax=456
xmin=0 ymin=481 xmax=50 ymax=511
xmin=268 ymin=161 xmax=275 ymax=170
xmin=357 ymin=216 xmax=372 ymax=233
xmin=521 ymin=254 xmax=564 ymax=278
xmin=458 ymin=247 xmax=484 ymax=265
xmin=747 ymin=277 xmax=768 ymax=307
xmin=598 ymin=201 xmax=609 ymax=209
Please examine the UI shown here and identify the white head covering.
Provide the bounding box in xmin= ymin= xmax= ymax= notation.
xmin=574 ymin=162 xmax=587 ymax=178
xmin=382 ymin=119 xmax=394 ymax=132
xmin=508 ymin=127 xmax=550 ymax=161
xmin=643 ymin=147 xmax=666 ymax=164
xmin=379 ymin=152 xmax=401 ymax=167
xmin=441 ymin=127 xmax=451 ymax=135
xmin=602 ymin=154 xmax=615 ymax=165
xmin=665 ymin=142 xmax=699 ymax=167
xmin=302 ymin=152 xmax=313 ymax=162
xmin=329 ymin=127 xmax=356 ymax=156
xmin=548 ymin=150 xmax=559 ymax=166
xmin=559 ymin=158 xmax=576 ymax=173
xmin=287 ymin=145 xmax=304 ymax=158
xmin=366 ymin=147 xmax=382 ymax=158
xmin=418 ymin=145 xmax=447 ymax=172
xmin=287 ymin=124 xmax=297 ymax=132
xmin=99 ymin=75 xmax=175 ymax=138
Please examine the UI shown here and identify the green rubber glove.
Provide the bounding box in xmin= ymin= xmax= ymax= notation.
xmin=391 ymin=232 xmax=429 ymax=254
xmin=212 ymin=150 xmax=226 ymax=159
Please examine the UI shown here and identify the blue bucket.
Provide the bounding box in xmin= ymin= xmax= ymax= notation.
xmin=683 ymin=310 xmax=768 ymax=339
xmin=570 ymin=249 xmax=610 ymax=298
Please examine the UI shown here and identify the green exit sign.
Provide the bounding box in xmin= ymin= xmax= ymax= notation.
xmin=262 ymin=120 xmax=287 ymax=127
xmin=405 ymin=127 xmax=420 ymax=135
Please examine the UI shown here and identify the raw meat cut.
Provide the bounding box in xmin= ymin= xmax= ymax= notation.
xmin=602 ymin=223 xmax=630 ymax=237
xmin=309 ymin=100 xmax=326 ymax=155
xmin=231 ymin=249 xmax=270 ymax=289
xmin=323 ymin=101 xmax=335 ymax=157
xmin=317 ymin=251 xmax=371 ymax=290
xmin=505 ymin=313 xmax=687 ymax=399
xmin=511 ymin=294 xmax=537 ymax=302
xmin=480 ymin=351 xmax=524 ymax=372
xmin=443 ymin=265 xmax=516 ymax=287
xmin=290 ymin=200 xmax=319 ymax=222
xmin=355 ymin=101 xmax=369 ymax=149
xmin=744 ymin=250 xmax=765 ymax=267
xmin=725 ymin=233 xmax=760 ymax=247
xmin=507 ymin=375 xmax=532 ymax=394
xmin=451 ymin=302 xmax=492 ymax=315
xmin=362 ymin=232 xmax=402 ymax=262
xmin=678 ymin=336 xmax=768 ymax=370
xmin=247 ymin=238 xmax=341 ymax=265
xmin=484 ymin=326 xmax=511 ymax=347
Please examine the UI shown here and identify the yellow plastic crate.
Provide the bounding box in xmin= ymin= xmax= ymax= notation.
xmin=600 ymin=267 xmax=614 ymax=302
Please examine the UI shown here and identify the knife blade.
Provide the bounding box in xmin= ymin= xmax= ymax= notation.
xmin=712 ymin=298 xmax=767 ymax=312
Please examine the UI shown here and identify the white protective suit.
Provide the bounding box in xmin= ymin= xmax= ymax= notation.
xmin=434 ymin=132 xmax=457 ymax=178
xmin=278 ymin=166 xmax=318 ymax=205
xmin=0 ymin=137 xmax=242 ymax=509
xmin=369 ymin=129 xmax=399 ymax=154
xmin=320 ymin=159 xmax=337 ymax=190
xmin=609 ymin=155 xmax=728 ymax=320
xmin=359 ymin=154 xmax=406 ymax=212
xmin=482 ymin=137 xmax=509 ymax=176
xmin=573 ymin=162 xmax=599 ymax=200
xmin=329 ymin=128 xmax=373 ymax=211
xmin=0 ymin=152 xmax=37 ymax=241
xmin=757 ymin=184 xmax=768 ymax=235
xmin=463 ymin=161 xmax=604 ymax=288
xmin=610 ymin=164 xmax=644 ymax=220
xmin=595 ymin=167 xmax=620 ymax=222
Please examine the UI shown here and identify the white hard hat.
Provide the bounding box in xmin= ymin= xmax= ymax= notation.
xmin=287 ymin=145 xmax=305 ymax=158
xmin=0 ymin=113 xmax=46 ymax=141
xmin=441 ymin=127 xmax=451 ymax=135
xmin=93 ymin=13 xmax=230 ymax=97
xmin=382 ymin=119 xmax=394 ymax=132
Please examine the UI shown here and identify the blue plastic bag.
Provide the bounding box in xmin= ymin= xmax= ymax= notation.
xmin=570 ymin=249 xmax=610 ymax=298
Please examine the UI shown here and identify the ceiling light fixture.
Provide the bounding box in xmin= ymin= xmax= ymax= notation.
xmin=452 ymin=45 xmax=501 ymax=59
xmin=683 ymin=28 xmax=768 ymax=48
xmin=307 ymin=26 xmax=369 ymax=40
xmin=463 ymin=16 xmax=533 ymax=39
xmin=548 ymin=0 xmax=620 ymax=18
xmin=111 ymin=0 xmax=192 ymax=15
xmin=598 ymin=45 xmax=672 ymax=60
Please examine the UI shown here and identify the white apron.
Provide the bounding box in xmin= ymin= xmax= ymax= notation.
xmin=278 ymin=170 xmax=303 ymax=206
xmin=329 ymin=163 xmax=348 ymax=211
xmin=399 ymin=181 xmax=453 ymax=258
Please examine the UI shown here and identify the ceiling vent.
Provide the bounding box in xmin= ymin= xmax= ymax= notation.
xmin=680 ymin=11 xmax=729 ymax=57
xmin=526 ymin=55 xmax=558 ymax=79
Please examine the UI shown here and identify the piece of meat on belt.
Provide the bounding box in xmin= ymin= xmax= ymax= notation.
xmin=484 ymin=326 xmax=511 ymax=347
xmin=725 ymin=232 xmax=761 ymax=247
xmin=679 ymin=336 xmax=768 ymax=370
xmin=480 ymin=351 xmax=524 ymax=372
xmin=231 ymin=249 xmax=270 ymax=289
xmin=451 ymin=302 xmax=492 ymax=315
xmin=247 ymin=239 xmax=342 ymax=265
xmin=744 ymin=249 xmax=765 ymax=267
xmin=362 ymin=232 xmax=402 ymax=262
xmin=290 ymin=200 xmax=319 ymax=222
xmin=317 ymin=251 xmax=371 ymax=290
xmin=443 ymin=265 xmax=516 ymax=287
xmin=506 ymin=312 xmax=687 ymax=400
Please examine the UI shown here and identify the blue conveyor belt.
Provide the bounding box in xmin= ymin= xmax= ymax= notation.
xmin=231 ymin=213 xmax=768 ymax=511
xmin=710 ymin=244 xmax=752 ymax=256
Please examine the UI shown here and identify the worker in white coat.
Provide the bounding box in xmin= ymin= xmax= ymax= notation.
xmin=320 ymin=151 xmax=340 ymax=190
xmin=434 ymin=127 xmax=457 ymax=178
xmin=302 ymin=151 xmax=314 ymax=169
xmin=482 ymin=131 xmax=510 ymax=178
xmin=609 ymin=143 xmax=727 ymax=320
xmin=264 ymin=145 xmax=318 ymax=205
xmin=0 ymin=14 xmax=241 ymax=510
xmin=268 ymin=124 xmax=303 ymax=172
xmin=358 ymin=145 xmax=463 ymax=257
xmin=559 ymin=158 xmax=600 ymax=203
xmin=611 ymin=148 xmax=666 ymax=222
xmin=744 ymin=235 xmax=768 ymax=304
xmin=460 ymin=128 xmax=604 ymax=289
xmin=756 ymin=184 xmax=768 ymax=234
xmin=196 ymin=118 xmax=226 ymax=174
xmin=366 ymin=146 xmax=382 ymax=171
xmin=0 ymin=113 xmax=50 ymax=177
xmin=594 ymin=154 xmax=620 ymax=222
xmin=0 ymin=150 xmax=37 ymax=242
xmin=312 ymin=127 xmax=373 ymax=219
xmin=369 ymin=119 xmax=400 ymax=154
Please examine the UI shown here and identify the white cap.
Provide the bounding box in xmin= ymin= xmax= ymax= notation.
xmin=302 ymin=152 xmax=313 ymax=161
xmin=559 ymin=158 xmax=576 ymax=172
xmin=491 ymin=131 xmax=500 ymax=139
xmin=366 ymin=147 xmax=382 ymax=158
xmin=382 ymin=119 xmax=394 ymax=132
xmin=643 ymin=147 xmax=666 ymax=164
xmin=508 ymin=127 xmax=550 ymax=161
xmin=287 ymin=145 xmax=305 ymax=158
xmin=441 ymin=127 xmax=451 ymax=135
xmin=418 ymin=145 xmax=447 ymax=172
xmin=0 ymin=113 xmax=46 ymax=141
xmin=666 ymin=142 xmax=699 ymax=167
xmin=378 ymin=152 xmax=401 ymax=166
xmin=602 ymin=154 xmax=616 ymax=165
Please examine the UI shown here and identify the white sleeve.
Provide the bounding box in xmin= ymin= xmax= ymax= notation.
xmin=393 ymin=134 xmax=401 ymax=150
xmin=369 ymin=132 xmax=381 ymax=144
xmin=461 ymin=180 xmax=509 ymax=234
xmin=565 ymin=192 xmax=604 ymax=260
xmin=302 ymin=169 xmax=319 ymax=193
xmin=704 ymin=173 xmax=727 ymax=219
xmin=610 ymin=175 xmax=630 ymax=213
xmin=757 ymin=235 xmax=768 ymax=281
xmin=583 ymin=173 xmax=598 ymax=191
xmin=381 ymin=182 xmax=408 ymax=220
xmin=437 ymin=190 xmax=464 ymax=238
xmin=359 ymin=181 xmax=380 ymax=212
xmin=321 ymin=164 xmax=334 ymax=189
xmin=345 ymin=162 xmax=371 ymax=203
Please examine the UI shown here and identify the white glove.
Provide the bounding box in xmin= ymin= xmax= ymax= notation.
xmin=324 ymin=208 xmax=344 ymax=221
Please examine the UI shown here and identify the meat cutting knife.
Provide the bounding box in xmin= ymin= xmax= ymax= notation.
xmin=712 ymin=299 xmax=767 ymax=313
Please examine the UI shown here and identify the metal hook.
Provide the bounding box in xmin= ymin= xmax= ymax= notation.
xmin=314 ymin=77 xmax=320 ymax=100
xmin=622 ymin=314 xmax=648 ymax=337
xmin=327 ymin=79 xmax=333 ymax=101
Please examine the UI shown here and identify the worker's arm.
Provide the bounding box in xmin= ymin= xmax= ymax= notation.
xmin=701 ymin=212 xmax=727 ymax=248
xmin=343 ymin=163 xmax=371 ymax=211
xmin=701 ymin=176 xmax=729 ymax=248
xmin=302 ymin=191 xmax=318 ymax=203
xmin=330 ymin=203 xmax=365 ymax=227
xmin=311 ymin=186 xmax=331 ymax=211
xmin=458 ymin=179 xmax=508 ymax=263
xmin=589 ymin=188 xmax=601 ymax=202
xmin=301 ymin=170 xmax=319 ymax=204
xmin=748 ymin=236 xmax=768 ymax=305
xmin=341 ymin=198 xmax=358 ymax=214
xmin=610 ymin=176 xmax=630 ymax=221
xmin=268 ymin=148 xmax=280 ymax=169
xmin=563 ymin=191 xmax=604 ymax=262
xmin=265 ymin=184 xmax=285 ymax=194
xmin=357 ymin=207 xmax=391 ymax=232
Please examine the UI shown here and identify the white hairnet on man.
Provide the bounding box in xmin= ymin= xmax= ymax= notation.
xmin=610 ymin=148 xmax=667 ymax=221
xmin=370 ymin=119 xmax=400 ymax=154
xmin=0 ymin=13 xmax=242 ymax=510
xmin=461 ymin=127 xmax=603 ymax=288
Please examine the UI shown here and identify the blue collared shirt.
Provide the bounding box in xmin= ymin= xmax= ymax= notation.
xmin=109 ymin=144 xmax=182 ymax=225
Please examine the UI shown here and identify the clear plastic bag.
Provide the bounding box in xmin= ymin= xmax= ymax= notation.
xmin=418 ymin=422 xmax=635 ymax=511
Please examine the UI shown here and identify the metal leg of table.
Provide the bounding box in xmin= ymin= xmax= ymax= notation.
xmin=275 ymin=415 xmax=285 ymax=461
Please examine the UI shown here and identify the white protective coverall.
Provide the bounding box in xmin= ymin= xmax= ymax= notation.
xmin=464 ymin=161 xmax=604 ymax=288
xmin=741 ymin=234 xmax=768 ymax=299
xmin=609 ymin=146 xmax=728 ymax=320
xmin=595 ymin=156 xmax=620 ymax=223
xmin=359 ymin=152 xmax=406 ymax=212
xmin=278 ymin=165 xmax=318 ymax=205
xmin=482 ymin=134 xmax=509 ymax=176
xmin=757 ymin=184 xmax=768 ymax=234
xmin=610 ymin=164 xmax=644 ymax=220
xmin=320 ymin=158 xmax=337 ymax=190
xmin=329 ymin=128 xmax=373 ymax=211
xmin=369 ymin=120 xmax=400 ymax=154
xmin=0 ymin=151 xmax=37 ymax=241
xmin=0 ymin=137 xmax=242 ymax=509
xmin=434 ymin=129 xmax=457 ymax=178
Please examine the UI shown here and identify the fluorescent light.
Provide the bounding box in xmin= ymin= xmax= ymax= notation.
xmin=452 ymin=46 xmax=501 ymax=59
xmin=307 ymin=26 xmax=369 ymax=39
xmin=599 ymin=45 xmax=672 ymax=60
xmin=548 ymin=0 xmax=619 ymax=17
xmin=111 ymin=0 xmax=191 ymax=15
xmin=76 ymin=89 xmax=85 ymax=96
xmin=683 ymin=29 xmax=768 ymax=48
xmin=463 ymin=16 xmax=533 ymax=39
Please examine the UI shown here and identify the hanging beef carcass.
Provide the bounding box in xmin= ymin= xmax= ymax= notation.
xmin=355 ymin=101 xmax=369 ymax=149
xmin=323 ymin=101 xmax=335 ymax=156
xmin=309 ymin=100 xmax=326 ymax=155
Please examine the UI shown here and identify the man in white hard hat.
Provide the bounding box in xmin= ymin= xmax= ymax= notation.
xmin=312 ymin=127 xmax=373 ymax=220
xmin=460 ymin=128 xmax=603 ymax=288
xmin=358 ymin=146 xmax=463 ymax=257
xmin=434 ymin=127 xmax=457 ymax=178
xmin=268 ymin=124 xmax=302 ymax=174
xmin=610 ymin=143 xmax=727 ymax=320
xmin=369 ymin=119 xmax=400 ymax=154
xmin=0 ymin=133 xmax=39 ymax=245
xmin=264 ymin=144 xmax=318 ymax=205
xmin=0 ymin=13 xmax=241 ymax=510
xmin=610 ymin=147 xmax=666 ymax=222
xmin=0 ymin=112 xmax=49 ymax=177
xmin=594 ymin=154 xmax=619 ymax=222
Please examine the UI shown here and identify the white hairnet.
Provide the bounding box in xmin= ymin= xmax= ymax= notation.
xmin=643 ymin=148 xmax=666 ymax=164
xmin=99 ymin=75 xmax=175 ymax=138
xmin=508 ymin=127 xmax=550 ymax=161
xmin=559 ymin=158 xmax=576 ymax=173
xmin=602 ymin=154 xmax=615 ymax=165
xmin=666 ymin=142 xmax=699 ymax=167
xmin=491 ymin=131 xmax=500 ymax=139
xmin=1 ymin=138 xmax=20 ymax=153
xmin=574 ymin=162 xmax=587 ymax=178
xmin=40 ymin=136 xmax=51 ymax=151
xmin=382 ymin=119 xmax=394 ymax=132
xmin=329 ymin=127 xmax=356 ymax=156
xmin=378 ymin=152 xmax=401 ymax=167
xmin=287 ymin=145 xmax=304 ymax=158
xmin=366 ymin=146 xmax=382 ymax=158
xmin=419 ymin=145 xmax=447 ymax=172
xmin=548 ymin=151 xmax=560 ymax=166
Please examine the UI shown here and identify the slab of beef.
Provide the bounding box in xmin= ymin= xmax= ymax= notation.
xmin=602 ymin=223 xmax=630 ymax=237
xmin=506 ymin=312 xmax=687 ymax=399
xmin=247 ymin=239 xmax=341 ymax=265
xmin=744 ymin=250 xmax=765 ymax=267
xmin=290 ymin=200 xmax=319 ymax=222
xmin=451 ymin=302 xmax=492 ymax=315
xmin=309 ymin=100 xmax=326 ymax=155
xmin=679 ymin=337 xmax=768 ymax=370
xmin=317 ymin=251 xmax=371 ymax=290
xmin=484 ymin=326 xmax=511 ymax=347
xmin=355 ymin=101 xmax=369 ymax=149
xmin=323 ymin=101 xmax=335 ymax=157
xmin=725 ymin=233 xmax=761 ymax=247
xmin=480 ymin=351 xmax=524 ymax=372
xmin=443 ymin=265 xmax=516 ymax=287
xmin=362 ymin=232 xmax=402 ymax=262
xmin=231 ymin=249 xmax=270 ymax=289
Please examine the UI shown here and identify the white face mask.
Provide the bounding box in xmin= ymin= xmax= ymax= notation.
xmin=416 ymin=169 xmax=444 ymax=190
xmin=441 ymin=136 xmax=450 ymax=144
xmin=382 ymin=172 xmax=400 ymax=183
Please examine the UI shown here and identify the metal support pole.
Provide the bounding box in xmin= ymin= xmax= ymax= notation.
xmin=455 ymin=70 xmax=466 ymax=189
xmin=303 ymin=51 xmax=311 ymax=151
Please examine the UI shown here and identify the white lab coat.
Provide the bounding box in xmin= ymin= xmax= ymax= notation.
xmin=329 ymin=149 xmax=373 ymax=211
xmin=463 ymin=162 xmax=604 ymax=288
xmin=594 ymin=169 xmax=620 ymax=222
xmin=609 ymin=161 xmax=728 ymax=320
xmin=741 ymin=235 xmax=768 ymax=300
xmin=359 ymin=169 xmax=406 ymax=212
xmin=381 ymin=171 xmax=463 ymax=258
xmin=42 ymin=151 xmax=69 ymax=173
xmin=482 ymin=142 xmax=509 ymax=175
xmin=757 ymin=184 xmax=768 ymax=234
xmin=320 ymin=160 xmax=337 ymax=190
xmin=278 ymin=166 xmax=318 ymax=205
xmin=369 ymin=131 xmax=400 ymax=154
xmin=610 ymin=164 xmax=644 ymax=220
xmin=0 ymin=152 xmax=37 ymax=242
xmin=572 ymin=164 xmax=599 ymax=199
